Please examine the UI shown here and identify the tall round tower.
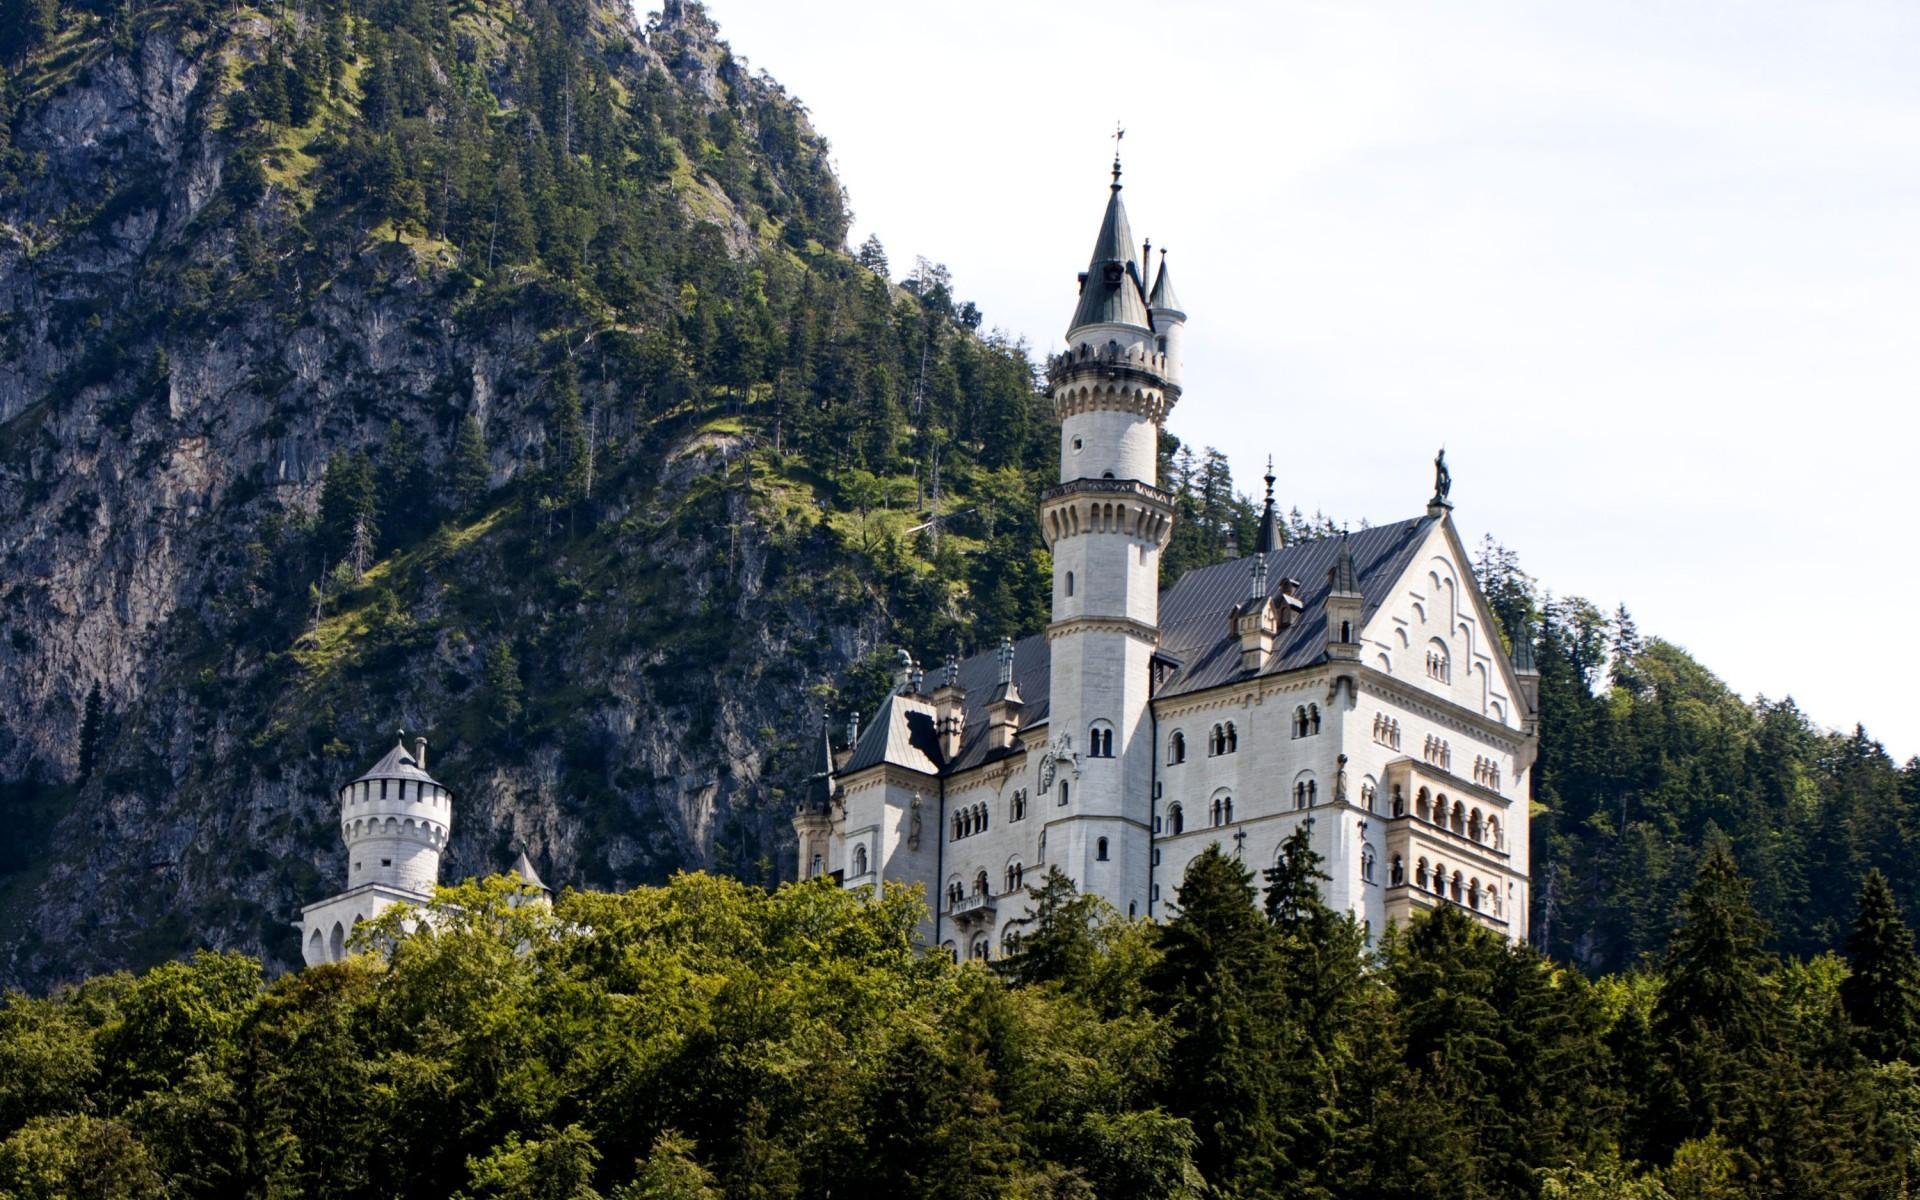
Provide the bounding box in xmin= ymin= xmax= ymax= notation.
xmin=1037 ymin=157 xmax=1180 ymax=910
xmin=339 ymin=734 xmax=451 ymax=893
xmin=299 ymin=733 xmax=453 ymax=966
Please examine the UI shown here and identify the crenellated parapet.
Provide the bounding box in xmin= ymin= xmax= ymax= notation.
xmin=1039 ymin=478 xmax=1175 ymax=549
xmin=1045 ymin=340 xmax=1180 ymax=424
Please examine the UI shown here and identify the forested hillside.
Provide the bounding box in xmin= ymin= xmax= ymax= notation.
xmin=2 ymin=843 xmax=1918 ymax=1198
xmin=0 ymin=0 xmax=1913 ymax=996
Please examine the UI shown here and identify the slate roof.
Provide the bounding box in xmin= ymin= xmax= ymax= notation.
xmin=1148 ymin=255 xmax=1183 ymax=314
xmin=842 ymin=517 xmax=1437 ymax=780
xmin=349 ymin=738 xmax=442 ymax=787
xmin=1068 ymin=181 xmax=1153 ymax=334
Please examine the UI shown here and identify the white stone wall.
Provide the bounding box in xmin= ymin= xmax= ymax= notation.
xmin=1058 ymin=409 xmax=1159 ymax=484
xmin=298 ymin=888 xmax=413 ymax=966
xmin=340 ymin=777 xmax=450 ymax=891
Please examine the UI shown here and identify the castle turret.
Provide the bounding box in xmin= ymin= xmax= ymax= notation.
xmin=298 ymin=732 xmax=454 ymax=967
xmin=1326 ymin=533 xmax=1364 ymax=660
xmin=792 ymin=712 xmax=838 ymax=880
xmin=1037 ymin=156 xmax=1181 ymax=905
xmin=1148 ymin=248 xmax=1186 ymax=386
xmin=339 ymin=735 xmax=452 ymax=893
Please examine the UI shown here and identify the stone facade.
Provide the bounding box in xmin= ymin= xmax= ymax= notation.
xmin=796 ymin=168 xmax=1538 ymax=957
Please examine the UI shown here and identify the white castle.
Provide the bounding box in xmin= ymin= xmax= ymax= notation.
xmin=298 ymin=733 xmax=545 ymax=966
xmin=793 ymin=159 xmax=1539 ymax=957
xmin=299 ymin=160 xmax=1536 ymax=967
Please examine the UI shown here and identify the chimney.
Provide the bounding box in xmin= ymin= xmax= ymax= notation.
xmin=411 ymin=734 xmax=428 ymax=771
xmin=984 ymin=637 xmax=1024 ymax=752
xmin=932 ymin=654 xmax=967 ymax=762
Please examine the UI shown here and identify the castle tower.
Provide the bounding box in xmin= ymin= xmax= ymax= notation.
xmin=298 ymin=733 xmax=453 ymax=966
xmin=1037 ymin=157 xmax=1180 ymax=910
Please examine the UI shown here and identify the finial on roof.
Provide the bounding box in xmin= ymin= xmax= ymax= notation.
xmin=1111 ymin=121 xmax=1125 ymax=186
xmin=997 ymin=636 xmax=1014 ymax=686
xmin=846 ymin=710 xmax=860 ymax=747
xmin=1255 ymin=454 xmax=1284 ymax=553
xmin=1330 ymin=530 xmax=1359 ymax=595
xmin=1429 ymin=447 xmax=1453 ymax=512
xmin=944 ymin=653 xmax=960 ymax=690
xmin=1249 ymin=554 xmax=1269 ymax=601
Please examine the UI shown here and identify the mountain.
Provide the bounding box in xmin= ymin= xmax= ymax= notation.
xmin=2 ymin=0 xmax=1914 ymax=992
xmin=0 ymin=0 xmax=1058 ymax=987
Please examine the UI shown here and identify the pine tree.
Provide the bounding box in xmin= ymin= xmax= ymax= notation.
xmin=1841 ymin=869 xmax=1920 ymax=1063
xmin=316 ymin=452 xmax=379 ymax=566
xmin=1001 ymin=866 xmax=1100 ymax=989
xmin=854 ymin=234 xmax=888 ymax=278
xmin=483 ymin=640 xmax=523 ymax=730
xmin=453 ymin=415 xmax=490 ymax=513
xmin=76 ymin=683 xmax=104 ymax=782
xmin=1147 ymin=846 xmax=1285 ymax=1197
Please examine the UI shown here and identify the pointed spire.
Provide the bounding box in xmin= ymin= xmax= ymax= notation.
xmin=1330 ymin=531 xmax=1359 ymax=596
xmin=1068 ymin=159 xmax=1150 ymax=335
xmin=1513 ymin=619 xmax=1540 ymax=674
xmin=510 ymin=848 xmax=547 ymax=891
xmin=1149 ymin=248 xmax=1183 ymax=314
xmin=1255 ymin=455 xmax=1284 ymax=553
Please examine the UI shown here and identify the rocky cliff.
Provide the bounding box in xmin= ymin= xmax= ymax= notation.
xmin=0 ymin=0 xmax=1051 ymax=987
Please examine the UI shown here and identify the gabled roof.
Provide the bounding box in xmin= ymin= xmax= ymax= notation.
xmin=350 ymin=737 xmax=441 ymax=787
xmin=1156 ymin=518 xmax=1430 ymax=696
xmin=841 ymin=690 xmax=946 ymax=776
xmin=1068 ymin=181 xmax=1152 ymax=334
xmin=893 ymin=518 xmax=1433 ymax=779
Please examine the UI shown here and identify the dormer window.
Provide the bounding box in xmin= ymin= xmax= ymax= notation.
xmin=1102 ymin=264 xmax=1123 ymax=284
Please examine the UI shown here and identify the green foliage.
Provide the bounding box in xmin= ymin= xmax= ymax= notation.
xmin=1842 ymin=869 xmax=1920 ymax=1063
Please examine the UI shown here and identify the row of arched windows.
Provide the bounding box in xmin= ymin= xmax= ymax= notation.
xmin=1411 ymin=787 xmax=1503 ymax=848
xmin=1292 ymin=780 xmax=1318 ymax=810
xmin=1423 ymin=735 xmax=1452 ymax=770
xmin=1372 ymin=712 xmax=1402 ymax=749
xmin=1291 ymin=705 xmax=1322 ymax=738
xmin=1208 ymin=722 xmax=1239 ymax=756
xmin=951 ymin=802 xmax=990 ymax=841
xmin=1391 ymin=855 xmax=1504 ymax=917
xmin=1426 ymin=642 xmax=1451 ymax=682
xmin=1473 ymin=756 xmax=1503 ymax=791
xmin=1009 ymin=789 xmax=1028 ymax=821
xmin=1210 ymin=795 xmax=1235 ymax=826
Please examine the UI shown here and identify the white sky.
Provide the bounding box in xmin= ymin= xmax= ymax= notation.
xmin=677 ymin=0 xmax=1920 ymax=759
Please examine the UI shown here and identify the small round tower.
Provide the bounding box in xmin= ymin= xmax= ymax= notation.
xmin=338 ymin=733 xmax=451 ymax=894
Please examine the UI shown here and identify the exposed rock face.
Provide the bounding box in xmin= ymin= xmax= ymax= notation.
xmin=0 ymin=2 xmax=909 ymax=988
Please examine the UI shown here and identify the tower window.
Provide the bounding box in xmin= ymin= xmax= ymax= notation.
xmin=1168 ymin=730 xmax=1186 ymax=764
xmin=1168 ymin=802 xmax=1184 ymax=834
xmin=1065 ymin=572 xmax=1074 ymax=597
xmin=1059 ymin=781 xmax=1069 ymax=806
xmin=1072 ymin=436 xmax=1084 ymax=453
xmin=1096 ymin=837 xmax=1109 ymax=861
xmin=381 ymin=858 xmax=392 ymax=867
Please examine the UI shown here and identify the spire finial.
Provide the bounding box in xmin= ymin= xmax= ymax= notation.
xmin=997 ymin=636 xmax=1014 ymax=686
xmin=1264 ymin=455 xmax=1276 ymax=501
xmin=1111 ymin=121 xmax=1125 ymax=186
xmin=1255 ymin=454 xmax=1284 ymax=553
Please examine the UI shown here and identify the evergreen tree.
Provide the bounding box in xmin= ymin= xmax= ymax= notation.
xmin=76 ymin=684 xmax=104 ymax=782
xmin=483 ymin=640 xmax=524 ymax=730
xmin=1001 ymin=867 xmax=1102 ymax=989
xmin=854 ymin=234 xmax=888 ymax=278
xmin=453 ymin=416 xmax=491 ymax=513
xmin=1841 ymin=869 xmax=1920 ymax=1063
xmin=1147 ymin=846 xmax=1284 ymax=1197
xmin=316 ymin=452 xmax=379 ymax=567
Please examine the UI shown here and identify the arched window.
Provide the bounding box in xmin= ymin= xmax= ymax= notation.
xmin=1468 ymin=878 xmax=1482 ymax=909
xmin=1294 ymin=782 xmax=1307 ymax=811
xmin=1089 ymin=722 xmax=1114 ymax=758
xmin=1309 ymin=704 xmax=1321 ymax=734
xmin=1451 ymin=872 xmax=1463 ymax=902
xmin=1362 ymin=845 xmax=1376 ymax=883
xmin=1426 ymin=638 xmax=1451 ymax=682
xmin=974 ymin=870 xmax=990 ymax=897
xmin=1209 ymin=724 xmax=1224 ymax=756
xmin=1416 ymin=788 xmax=1431 ymax=821
xmin=1066 ymin=571 xmax=1075 ymax=597
xmin=328 ymin=921 xmax=345 ymax=962
xmin=1469 ymin=809 xmax=1484 ymax=843
xmin=943 ymin=941 xmax=959 ymax=962
xmin=1059 ymin=781 xmax=1069 ymax=806
xmin=1415 ymin=859 xmax=1429 ymax=889
xmin=1431 ymin=861 xmax=1446 ymax=895
xmin=947 ymin=879 xmax=964 ymax=907
xmin=809 ymin=853 xmax=822 ymax=879
xmin=1362 ymin=782 xmax=1377 ymax=813
xmin=1169 ymin=803 xmax=1185 ymax=835
xmin=1393 ymin=785 xmax=1406 ymax=817
xmin=1225 ymin=722 xmax=1238 ymax=753
xmin=1488 ymin=815 xmax=1502 ymax=848
xmin=1006 ymin=861 xmax=1025 ymax=893
xmin=1339 ymin=619 xmax=1353 ymax=642
xmin=1451 ymin=801 xmax=1465 ymax=835
xmin=1391 ymin=854 xmax=1405 ymax=885
xmin=979 ymin=803 xmax=989 ymax=832
xmin=971 ymin=937 xmax=991 ymax=961
xmin=1211 ymin=796 xmax=1224 ymax=826
xmin=1293 ymin=706 xmax=1308 ymax=738
xmin=852 ymin=844 xmax=869 ymax=876
xmin=1097 ymin=837 xmax=1110 ymax=861
xmin=1168 ymin=731 xmax=1186 ymax=764
xmin=1223 ymin=796 xmax=1234 ymax=824
xmin=1002 ymin=926 xmax=1022 ymax=955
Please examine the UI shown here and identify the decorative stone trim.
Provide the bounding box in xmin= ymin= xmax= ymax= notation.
xmin=1045 ymin=616 xmax=1161 ymax=645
